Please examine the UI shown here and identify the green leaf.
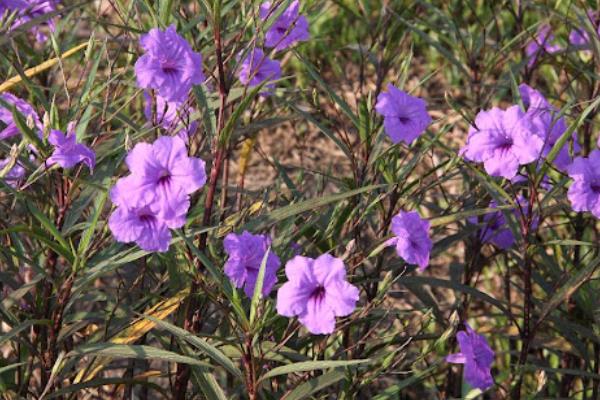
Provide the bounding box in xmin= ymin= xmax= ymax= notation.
xmin=8 ymin=103 xmax=46 ymax=156
xmin=0 ymin=319 xmax=49 ymax=346
xmin=288 ymin=103 xmax=352 ymax=159
xmin=46 ymin=377 xmax=168 ymax=399
xmin=158 ymin=0 xmax=174 ymax=25
xmin=283 ymin=369 xmax=347 ymax=400
xmin=2 ymin=274 xmax=43 ymax=310
xmin=192 ymin=85 xmax=217 ymax=139
xmin=250 ymin=247 xmax=271 ymax=326
xmin=371 ymin=366 xmax=436 ymax=400
xmin=76 ymin=190 xmax=108 ymax=262
xmin=358 ymin=97 xmax=370 ymax=144
xmin=397 ymin=276 xmax=510 ymax=317
xmin=26 ymin=201 xmax=71 ymax=252
xmin=392 ymin=12 xmax=469 ymax=77
xmin=191 ymin=368 xmax=228 ymax=400
xmin=145 ymin=315 xmax=243 ymax=379
xmin=79 ymin=40 xmax=104 ymax=105
xmin=296 ymin=54 xmax=360 ymax=128
xmin=219 ymin=80 xmax=267 ymax=147
xmin=68 ymin=343 xmax=213 ymax=368
xmin=537 ymin=96 xmax=600 ymax=185
xmin=428 ymin=205 xmax=513 ymax=227
xmin=244 ymin=184 xmax=387 ymax=230
xmin=259 ymin=359 xmax=370 ymax=382
xmin=174 ymin=231 xmax=249 ymax=329
xmin=536 ymin=255 xmax=600 ymax=325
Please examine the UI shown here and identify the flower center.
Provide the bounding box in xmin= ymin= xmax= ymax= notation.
xmin=157 ymin=169 xmax=171 ymax=186
xmin=255 ymin=70 xmax=263 ymax=79
xmin=161 ymin=59 xmax=179 ymax=76
xmin=310 ymin=285 xmax=326 ymax=303
xmin=590 ymin=181 xmax=600 ymax=193
xmin=498 ymin=136 xmax=513 ymax=152
xmin=138 ymin=210 xmax=157 ymax=229
xmin=398 ymin=116 xmax=410 ymax=124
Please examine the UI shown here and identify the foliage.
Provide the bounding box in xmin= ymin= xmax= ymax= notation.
xmin=1 ymin=0 xmax=600 ymax=399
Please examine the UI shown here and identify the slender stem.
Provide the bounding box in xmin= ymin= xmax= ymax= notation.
xmin=173 ymin=4 xmax=230 ymax=397
xmin=243 ymin=335 xmax=257 ymax=400
xmin=38 ymin=175 xmax=69 ymax=393
xmin=511 ymin=185 xmax=537 ymax=399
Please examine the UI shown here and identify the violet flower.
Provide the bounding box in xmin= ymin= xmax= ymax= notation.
xmin=224 ymin=231 xmax=281 ymax=298
xmin=238 ymin=48 xmax=282 ymax=91
xmin=567 ymin=150 xmax=600 ymax=218
xmin=108 ymin=189 xmax=189 ymax=253
xmin=375 ymin=84 xmax=432 ymax=145
xmin=569 ymin=11 xmax=599 ymax=48
xmin=259 ymin=0 xmax=309 ymax=51
xmin=108 ymin=135 xmax=206 ymax=253
xmin=470 ymin=195 xmax=538 ymax=249
xmin=276 ymin=254 xmax=359 ymax=335
xmin=110 ymin=135 xmax=206 ymax=217
xmin=386 ymin=210 xmax=432 ymax=271
xmin=134 ymin=25 xmax=205 ymax=102
xmin=446 ymin=324 xmax=495 ymax=391
xmin=519 ymin=84 xmax=579 ymax=171
xmin=46 ymin=122 xmax=95 ymax=170
xmin=525 ymin=25 xmax=560 ymax=67
xmin=461 ymin=105 xmax=544 ymax=179
xmin=4 ymin=0 xmax=60 ymax=43
xmin=0 ymin=158 xmax=25 ymax=188
xmin=0 ymin=0 xmax=27 ymax=13
xmin=143 ymin=91 xmax=197 ymax=142
xmin=0 ymin=93 xmax=43 ymax=140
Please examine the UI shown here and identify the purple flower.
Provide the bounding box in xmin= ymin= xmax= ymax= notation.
xmin=567 ymin=150 xmax=600 ymax=218
xmin=290 ymin=241 xmax=302 ymax=256
xmin=134 ymin=25 xmax=205 ymax=102
xmin=569 ymin=12 xmax=599 ymax=47
xmin=386 ymin=211 xmax=432 ymax=271
xmin=111 ymin=135 xmax=206 ymax=215
xmin=0 ymin=93 xmax=43 ymax=140
xmin=446 ymin=324 xmax=495 ymax=391
xmin=224 ymin=231 xmax=281 ymax=298
xmin=0 ymin=158 xmax=25 ymax=188
xmin=519 ymin=84 xmax=579 ymax=170
xmin=375 ymin=84 xmax=432 ymax=145
xmin=5 ymin=0 xmax=59 ymax=43
xmin=569 ymin=28 xmax=590 ymax=46
xmin=0 ymin=0 xmax=27 ymax=12
xmin=238 ymin=48 xmax=282 ymax=91
xmin=461 ymin=106 xmax=544 ymax=179
xmin=259 ymin=0 xmax=309 ymax=51
xmin=143 ymin=92 xmax=197 ymax=142
xmin=525 ymin=25 xmax=561 ymax=67
xmin=469 ymin=200 xmax=514 ymax=249
xmin=46 ymin=122 xmax=95 ymax=170
xmin=108 ymin=189 xmax=188 ymax=252
xmin=276 ymin=254 xmax=359 ymax=335
xmin=470 ymin=196 xmax=538 ymax=249
xmin=108 ymin=135 xmax=206 ymax=252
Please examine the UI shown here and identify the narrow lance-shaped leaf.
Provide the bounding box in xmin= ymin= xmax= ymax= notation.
xmin=536 ymin=255 xmax=600 ymax=326
xmin=219 ymin=80 xmax=267 ymax=147
xmin=144 ymin=315 xmax=243 ymax=379
xmin=250 ymin=246 xmax=271 ymax=326
xmin=537 ymin=96 xmax=600 ymax=185
xmin=68 ymin=343 xmax=214 ymax=368
xmin=283 ymin=369 xmax=348 ymax=400
xmin=259 ymin=359 xmax=371 ymax=382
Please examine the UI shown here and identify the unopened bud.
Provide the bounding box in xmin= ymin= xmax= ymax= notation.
xmin=42 ymin=112 xmax=51 ymax=139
